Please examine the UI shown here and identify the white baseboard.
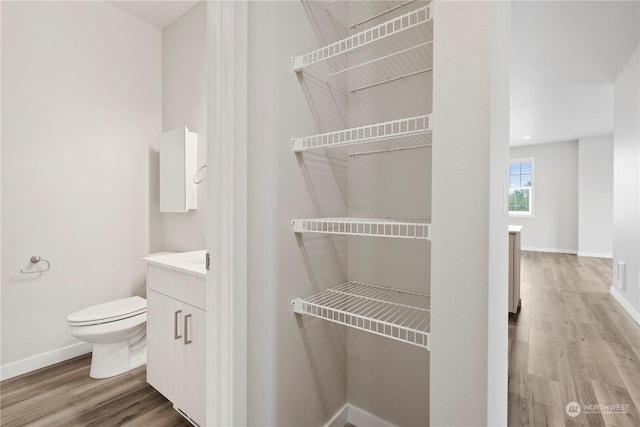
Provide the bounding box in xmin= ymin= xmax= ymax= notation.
xmin=324 ymin=404 xmax=349 ymax=427
xmin=348 ymin=404 xmax=397 ymax=427
xmin=610 ymin=286 xmax=640 ymax=327
xmin=1 ymin=342 xmax=92 ymax=381
xmin=324 ymin=403 xmax=397 ymax=427
xmin=521 ymin=246 xmax=578 ymax=255
xmin=578 ymin=251 xmax=613 ymax=259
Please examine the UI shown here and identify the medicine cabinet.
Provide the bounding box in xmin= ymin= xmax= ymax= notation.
xmin=159 ymin=126 xmax=198 ymax=213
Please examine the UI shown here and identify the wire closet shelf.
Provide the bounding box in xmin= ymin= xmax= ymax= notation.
xmin=292 ymin=217 xmax=431 ymax=240
xmin=292 ymin=115 xmax=432 ymax=155
xmin=292 ymin=281 xmax=431 ymax=349
xmin=292 ymin=4 xmax=433 ymax=72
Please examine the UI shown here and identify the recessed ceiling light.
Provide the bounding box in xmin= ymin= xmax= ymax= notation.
xmin=522 ymin=135 xmax=532 ymax=140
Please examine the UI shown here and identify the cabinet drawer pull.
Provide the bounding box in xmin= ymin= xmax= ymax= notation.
xmin=174 ymin=310 xmax=183 ymax=339
xmin=184 ymin=314 xmax=193 ymax=345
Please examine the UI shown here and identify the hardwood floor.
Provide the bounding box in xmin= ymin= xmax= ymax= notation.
xmin=509 ymin=251 xmax=640 ymax=427
xmin=0 ymin=354 xmax=191 ymax=427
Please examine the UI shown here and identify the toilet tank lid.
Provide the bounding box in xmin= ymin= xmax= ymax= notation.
xmin=67 ymin=296 xmax=146 ymax=324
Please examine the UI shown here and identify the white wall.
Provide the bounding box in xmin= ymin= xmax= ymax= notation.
xmin=487 ymin=2 xmax=511 ymax=424
xmin=245 ymin=4 xmax=279 ymax=425
xmin=1 ymin=1 xmax=161 ymax=377
xmin=510 ymin=135 xmax=615 ymax=258
xmin=509 ymin=141 xmax=579 ymax=253
xmin=247 ymin=2 xmax=348 ymax=425
xmin=153 ymin=1 xmax=207 ymax=253
xmin=430 ymin=1 xmax=510 ymax=425
xmin=347 ymin=149 xmax=431 ymax=427
xmin=612 ymin=46 xmax=640 ymax=323
xmin=345 ymin=2 xmax=431 ymax=425
xmin=0 ymin=2 xmax=3 ymax=375
xmin=578 ymin=134 xmax=613 ymax=258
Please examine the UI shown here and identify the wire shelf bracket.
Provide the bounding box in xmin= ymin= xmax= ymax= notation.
xmin=292 ymin=281 xmax=430 ymax=349
xmin=292 ymin=217 xmax=431 ymax=240
xmin=292 ymin=4 xmax=432 ymax=72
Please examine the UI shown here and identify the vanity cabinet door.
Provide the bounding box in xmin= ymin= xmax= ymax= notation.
xmin=147 ymin=289 xmax=186 ymax=409
xmin=184 ymin=305 xmax=206 ymax=426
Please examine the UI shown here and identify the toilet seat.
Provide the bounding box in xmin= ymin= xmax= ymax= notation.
xmin=67 ymin=296 xmax=146 ymax=326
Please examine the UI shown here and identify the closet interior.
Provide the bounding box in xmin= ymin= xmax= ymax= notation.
xmin=288 ymin=1 xmax=432 ymax=425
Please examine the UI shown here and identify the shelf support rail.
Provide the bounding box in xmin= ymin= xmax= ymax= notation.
xmin=293 ymin=5 xmax=432 ymax=72
xmin=327 ymin=41 xmax=432 ymax=78
xmin=351 ymin=67 xmax=432 ymax=94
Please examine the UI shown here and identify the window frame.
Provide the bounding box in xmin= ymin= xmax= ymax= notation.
xmin=508 ymin=157 xmax=535 ymax=218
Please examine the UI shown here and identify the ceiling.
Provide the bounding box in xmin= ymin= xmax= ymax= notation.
xmin=106 ymin=1 xmax=638 ymax=147
xmin=510 ymin=1 xmax=639 ymax=146
xmin=107 ymin=0 xmax=198 ymax=29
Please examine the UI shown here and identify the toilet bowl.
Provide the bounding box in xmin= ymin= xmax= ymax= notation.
xmin=67 ymin=296 xmax=147 ymax=379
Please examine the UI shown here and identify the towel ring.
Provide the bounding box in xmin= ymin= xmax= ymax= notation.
xmin=193 ymin=164 xmax=207 ymax=184
xmin=20 ymin=255 xmax=51 ymax=274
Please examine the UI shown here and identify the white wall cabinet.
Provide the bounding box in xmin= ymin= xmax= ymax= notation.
xmin=146 ymin=262 xmax=206 ymax=426
xmin=160 ymin=126 xmax=198 ymax=213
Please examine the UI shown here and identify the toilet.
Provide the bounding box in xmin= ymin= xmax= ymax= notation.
xmin=67 ymin=296 xmax=147 ymax=379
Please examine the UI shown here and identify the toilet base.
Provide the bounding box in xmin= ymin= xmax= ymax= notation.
xmin=89 ymin=336 xmax=147 ymax=379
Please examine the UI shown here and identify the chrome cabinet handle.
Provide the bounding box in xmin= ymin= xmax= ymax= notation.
xmin=184 ymin=314 xmax=193 ymax=345
xmin=174 ymin=310 xmax=182 ymax=339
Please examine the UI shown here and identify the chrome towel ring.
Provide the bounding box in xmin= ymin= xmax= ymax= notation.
xmin=20 ymin=255 xmax=51 ymax=274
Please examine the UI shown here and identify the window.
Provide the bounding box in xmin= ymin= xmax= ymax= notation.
xmin=509 ymin=158 xmax=534 ymax=217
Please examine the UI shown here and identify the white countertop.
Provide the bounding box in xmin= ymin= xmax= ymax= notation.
xmin=143 ymin=250 xmax=206 ymax=278
xmin=509 ymin=225 xmax=523 ymax=233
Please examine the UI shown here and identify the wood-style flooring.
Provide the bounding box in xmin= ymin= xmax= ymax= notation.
xmin=3 ymin=252 xmax=638 ymax=427
xmin=0 ymin=354 xmax=191 ymax=427
xmin=509 ymin=251 xmax=640 ymax=427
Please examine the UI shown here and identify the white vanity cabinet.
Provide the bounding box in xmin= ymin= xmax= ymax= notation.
xmin=143 ymin=252 xmax=206 ymax=426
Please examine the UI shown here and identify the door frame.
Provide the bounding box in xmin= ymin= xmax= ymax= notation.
xmin=206 ymin=1 xmax=248 ymax=425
